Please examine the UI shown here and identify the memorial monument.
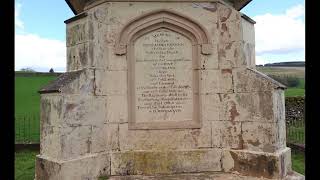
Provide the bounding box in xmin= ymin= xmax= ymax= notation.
xmin=35 ymin=0 xmax=304 ymax=179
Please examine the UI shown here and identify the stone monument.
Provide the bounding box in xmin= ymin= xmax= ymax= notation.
xmin=35 ymin=0 xmax=304 ymax=179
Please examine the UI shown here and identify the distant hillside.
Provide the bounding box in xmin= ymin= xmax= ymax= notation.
xmin=262 ymin=61 xmax=305 ymax=67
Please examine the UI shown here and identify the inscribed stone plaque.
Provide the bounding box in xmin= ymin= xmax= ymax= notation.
xmin=129 ymin=28 xmax=200 ymax=129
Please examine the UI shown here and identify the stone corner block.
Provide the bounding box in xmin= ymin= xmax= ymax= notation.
xmin=221 ymin=148 xmax=292 ymax=179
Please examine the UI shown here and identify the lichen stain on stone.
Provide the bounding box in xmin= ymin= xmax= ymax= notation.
xmin=263 ymin=144 xmax=275 ymax=153
xmin=234 ymin=48 xmax=239 ymax=58
xmin=222 ymin=69 xmax=232 ymax=74
xmin=79 ymin=45 xmax=87 ymax=66
xmin=229 ymin=101 xmax=239 ymax=124
xmin=247 ymin=139 xmax=261 ymax=147
xmin=219 ymin=8 xmax=232 ymax=22
xmin=41 ymin=98 xmax=51 ymax=126
xmin=226 ymin=42 xmax=233 ymax=50
xmin=221 ymin=23 xmax=228 ymax=32
xmin=258 ymin=92 xmax=273 ymax=120
xmin=66 ymin=103 xmax=78 ymax=112
xmin=218 ymin=49 xmax=226 ymax=59
xmin=230 ymin=151 xmax=278 ymax=179
xmin=201 ymin=2 xmax=218 ymax=13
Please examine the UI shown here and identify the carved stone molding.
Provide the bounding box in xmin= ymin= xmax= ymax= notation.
xmin=115 ymin=9 xmax=213 ymax=56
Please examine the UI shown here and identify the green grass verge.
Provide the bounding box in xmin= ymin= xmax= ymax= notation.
xmin=291 ymin=151 xmax=305 ymax=175
xmin=15 ymin=150 xmax=39 ymax=180
xmin=285 ymin=88 xmax=305 ymax=97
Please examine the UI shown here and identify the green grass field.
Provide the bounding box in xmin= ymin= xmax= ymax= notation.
xmin=15 ymin=150 xmax=39 ymax=180
xmin=257 ymin=67 xmax=305 ymax=97
xmin=15 ymin=75 xmax=57 ymax=143
xmin=15 ymin=76 xmax=57 ymax=115
xmin=291 ymin=151 xmax=305 ymax=175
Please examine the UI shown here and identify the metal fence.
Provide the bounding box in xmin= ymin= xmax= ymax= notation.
xmin=286 ymin=118 xmax=305 ymax=145
xmin=15 ymin=114 xmax=40 ymax=144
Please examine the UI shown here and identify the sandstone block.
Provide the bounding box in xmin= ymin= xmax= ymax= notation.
xmin=35 ymin=153 xmax=110 ymax=180
xmin=212 ymin=120 xmax=242 ymax=149
xmin=67 ymin=43 xmax=91 ymax=71
xmin=119 ymin=122 xmax=211 ymax=151
xmin=111 ymin=149 xmax=221 ymax=175
xmin=222 ymin=148 xmax=292 ymax=179
xmin=95 ymin=69 xmax=127 ymax=95
xmin=200 ymin=70 xmax=233 ymax=94
xmin=91 ymin=123 xmax=119 ymax=153
xmin=219 ymin=19 xmax=242 ymax=44
xmin=66 ymin=17 xmax=89 ymax=47
xmin=62 ymin=95 xmax=108 ymax=126
xmin=201 ymin=94 xmax=220 ymax=121
xmin=242 ymin=121 xmax=285 ymax=153
xmin=218 ymin=3 xmax=241 ymax=23
xmin=219 ymin=92 xmax=277 ymax=123
xmin=233 ymin=68 xmax=286 ymax=93
xmin=60 ymin=125 xmax=92 ymax=160
xmin=107 ymin=95 xmax=128 ymax=123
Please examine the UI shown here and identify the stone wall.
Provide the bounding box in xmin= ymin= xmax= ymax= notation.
xmin=285 ymin=97 xmax=305 ymax=122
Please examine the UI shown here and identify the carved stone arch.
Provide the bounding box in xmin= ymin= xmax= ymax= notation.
xmin=115 ymin=9 xmax=213 ymax=55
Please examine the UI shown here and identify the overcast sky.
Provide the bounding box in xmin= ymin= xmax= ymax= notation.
xmin=15 ymin=0 xmax=305 ymax=72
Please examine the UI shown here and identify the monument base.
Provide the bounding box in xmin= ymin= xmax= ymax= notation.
xmin=35 ymin=148 xmax=304 ymax=180
xmin=107 ymin=171 xmax=305 ymax=180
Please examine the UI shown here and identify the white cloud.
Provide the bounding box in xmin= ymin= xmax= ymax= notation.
xmin=253 ymin=4 xmax=305 ymax=56
xmin=15 ymin=34 xmax=66 ymax=72
xmin=15 ymin=3 xmax=24 ymax=29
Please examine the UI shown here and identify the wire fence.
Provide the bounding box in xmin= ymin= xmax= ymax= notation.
xmin=15 ymin=113 xmax=40 ymax=144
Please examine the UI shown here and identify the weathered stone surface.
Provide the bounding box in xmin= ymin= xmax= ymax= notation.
xmin=218 ymin=3 xmax=241 ymax=23
xmin=108 ymin=171 xmax=304 ymax=180
xmin=219 ymin=92 xmax=278 ymax=122
xmin=201 ymin=94 xmax=220 ymax=121
xmin=40 ymin=94 xmax=107 ymax=128
xmin=242 ymin=42 xmax=255 ymax=68
xmin=40 ymin=69 xmax=95 ymax=95
xmin=219 ymin=19 xmax=242 ymax=44
xmin=242 ymin=121 xmax=285 ymax=153
xmin=95 ymin=69 xmax=127 ymax=95
xmin=200 ymin=70 xmax=233 ymax=94
xmin=35 ymin=155 xmax=62 ymax=180
xmin=66 ymin=17 xmax=89 ymax=47
xmin=67 ymin=43 xmax=91 ymax=71
xmin=107 ymin=95 xmax=128 ymax=123
xmin=212 ymin=121 xmax=242 ymax=149
xmin=111 ymin=149 xmax=222 ymax=175
xmin=91 ymin=123 xmax=119 ymax=153
xmin=119 ymin=121 xmax=211 ymax=151
xmin=222 ymin=148 xmax=292 ymax=179
xmin=241 ymin=17 xmax=255 ymax=45
xmin=36 ymin=153 xmax=110 ymax=180
xmin=233 ymin=68 xmax=286 ymax=93
xmin=62 ymin=95 xmax=108 ymax=126
xmin=60 ymin=153 xmax=111 ymax=178
xmin=60 ymin=125 xmax=92 ymax=160
xmin=37 ymin=0 xmax=300 ymax=179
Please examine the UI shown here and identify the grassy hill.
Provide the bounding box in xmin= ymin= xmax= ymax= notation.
xmin=257 ymin=66 xmax=305 ymax=97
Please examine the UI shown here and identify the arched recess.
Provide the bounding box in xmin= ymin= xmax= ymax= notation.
xmin=114 ymin=9 xmax=213 ymax=55
xmin=116 ymin=9 xmax=213 ymax=130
